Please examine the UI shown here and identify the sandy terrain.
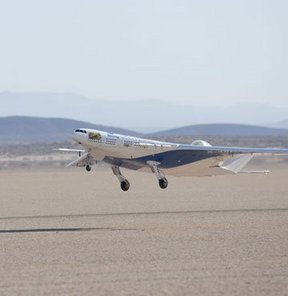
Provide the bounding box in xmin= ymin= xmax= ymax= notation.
xmin=0 ymin=167 xmax=288 ymax=295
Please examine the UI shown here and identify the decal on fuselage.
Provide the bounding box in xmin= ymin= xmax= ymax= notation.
xmin=89 ymin=132 xmax=102 ymax=140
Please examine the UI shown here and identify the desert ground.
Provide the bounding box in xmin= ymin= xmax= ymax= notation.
xmin=0 ymin=164 xmax=288 ymax=296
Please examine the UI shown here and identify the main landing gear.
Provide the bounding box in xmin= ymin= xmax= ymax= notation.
xmin=120 ymin=180 xmax=130 ymax=191
xmin=112 ymin=166 xmax=130 ymax=191
xmin=158 ymin=177 xmax=168 ymax=189
xmin=112 ymin=163 xmax=168 ymax=191
xmin=147 ymin=161 xmax=168 ymax=190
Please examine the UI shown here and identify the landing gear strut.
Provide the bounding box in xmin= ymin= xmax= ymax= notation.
xmin=112 ymin=166 xmax=130 ymax=191
xmin=147 ymin=161 xmax=168 ymax=189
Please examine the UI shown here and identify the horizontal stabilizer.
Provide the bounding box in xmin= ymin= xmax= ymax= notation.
xmin=54 ymin=148 xmax=86 ymax=153
xmin=66 ymin=152 xmax=89 ymax=167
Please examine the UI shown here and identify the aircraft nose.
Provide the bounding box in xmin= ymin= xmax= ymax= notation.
xmin=72 ymin=131 xmax=83 ymax=143
xmin=72 ymin=133 xmax=80 ymax=143
xmin=72 ymin=129 xmax=88 ymax=143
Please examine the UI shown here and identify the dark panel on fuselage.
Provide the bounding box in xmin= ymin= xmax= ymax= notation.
xmin=104 ymin=150 xmax=221 ymax=170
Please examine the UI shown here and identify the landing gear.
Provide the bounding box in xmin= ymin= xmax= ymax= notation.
xmin=112 ymin=166 xmax=130 ymax=191
xmin=111 ymin=163 xmax=168 ymax=191
xmin=147 ymin=161 xmax=168 ymax=189
xmin=120 ymin=180 xmax=130 ymax=191
xmin=159 ymin=178 xmax=168 ymax=189
xmin=85 ymin=153 xmax=92 ymax=172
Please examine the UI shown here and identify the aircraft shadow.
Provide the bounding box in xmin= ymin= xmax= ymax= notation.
xmin=0 ymin=207 xmax=287 ymax=222
xmin=1 ymin=208 xmax=287 ymax=234
xmin=0 ymin=227 xmax=117 ymax=234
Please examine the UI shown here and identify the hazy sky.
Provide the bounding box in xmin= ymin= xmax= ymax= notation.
xmin=0 ymin=0 xmax=287 ymax=107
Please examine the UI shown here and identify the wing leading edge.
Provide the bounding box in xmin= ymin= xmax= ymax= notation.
xmin=179 ymin=144 xmax=288 ymax=155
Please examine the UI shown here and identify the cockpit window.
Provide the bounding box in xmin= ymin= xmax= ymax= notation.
xmin=75 ymin=129 xmax=87 ymax=134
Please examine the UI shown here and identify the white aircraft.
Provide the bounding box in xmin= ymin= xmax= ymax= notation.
xmin=58 ymin=128 xmax=288 ymax=191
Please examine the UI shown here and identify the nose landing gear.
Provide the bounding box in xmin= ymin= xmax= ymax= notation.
xmin=84 ymin=153 xmax=92 ymax=172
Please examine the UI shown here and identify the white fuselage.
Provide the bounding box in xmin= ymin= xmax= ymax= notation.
xmin=72 ymin=129 xmax=178 ymax=160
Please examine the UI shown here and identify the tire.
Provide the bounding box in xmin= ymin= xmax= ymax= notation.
xmin=86 ymin=165 xmax=91 ymax=172
xmin=120 ymin=181 xmax=130 ymax=191
xmin=159 ymin=178 xmax=168 ymax=189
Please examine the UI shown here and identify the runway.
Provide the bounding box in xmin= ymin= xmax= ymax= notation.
xmin=0 ymin=168 xmax=288 ymax=295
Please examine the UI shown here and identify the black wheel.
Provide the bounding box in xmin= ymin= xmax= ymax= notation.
xmin=159 ymin=178 xmax=168 ymax=189
xmin=86 ymin=165 xmax=91 ymax=172
xmin=120 ymin=181 xmax=130 ymax=191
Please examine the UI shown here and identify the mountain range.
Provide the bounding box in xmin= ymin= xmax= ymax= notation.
xmin=1 ymin=92 xmax=288 ymax=132
xmin=0 ymin=116 xmax=287 ymax=144
xmin=269 ymin=120 xmax=288 ymax=129
xmin=0 ymin=116 xmax=138 ymax=144
xmin=151 ymin=123 xmax=288 ymax=137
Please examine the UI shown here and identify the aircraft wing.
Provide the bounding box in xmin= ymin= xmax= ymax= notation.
xmin=178 ymin=145 xmax=288 ymax=175
xmin=180 ymin=144 xmax=288 ymax=155
xmin=103 ymin=145 xmax=288 ymax=177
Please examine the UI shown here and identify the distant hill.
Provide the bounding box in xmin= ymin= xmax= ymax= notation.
xmin=0 ymin=116 xmax=139 ymax=144
xmin=0 ymin=117 xmax=287 ymax=144
xmin=152 ymin=123 xmax=288 ymax=137
xmin=1 ymin=92 xmax=288 ymax=132
xmin=269 ymin=120 xmax=288 ymax=129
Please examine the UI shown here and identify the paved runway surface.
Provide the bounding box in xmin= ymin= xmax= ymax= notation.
xmin=0 ymin=167 xmax=288 ymax=295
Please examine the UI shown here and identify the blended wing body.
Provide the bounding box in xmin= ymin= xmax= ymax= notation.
xmin=57 ymin=128 xmax=288 ymax=191
xmin=101 ymin=144 xmax=288 ymax=177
